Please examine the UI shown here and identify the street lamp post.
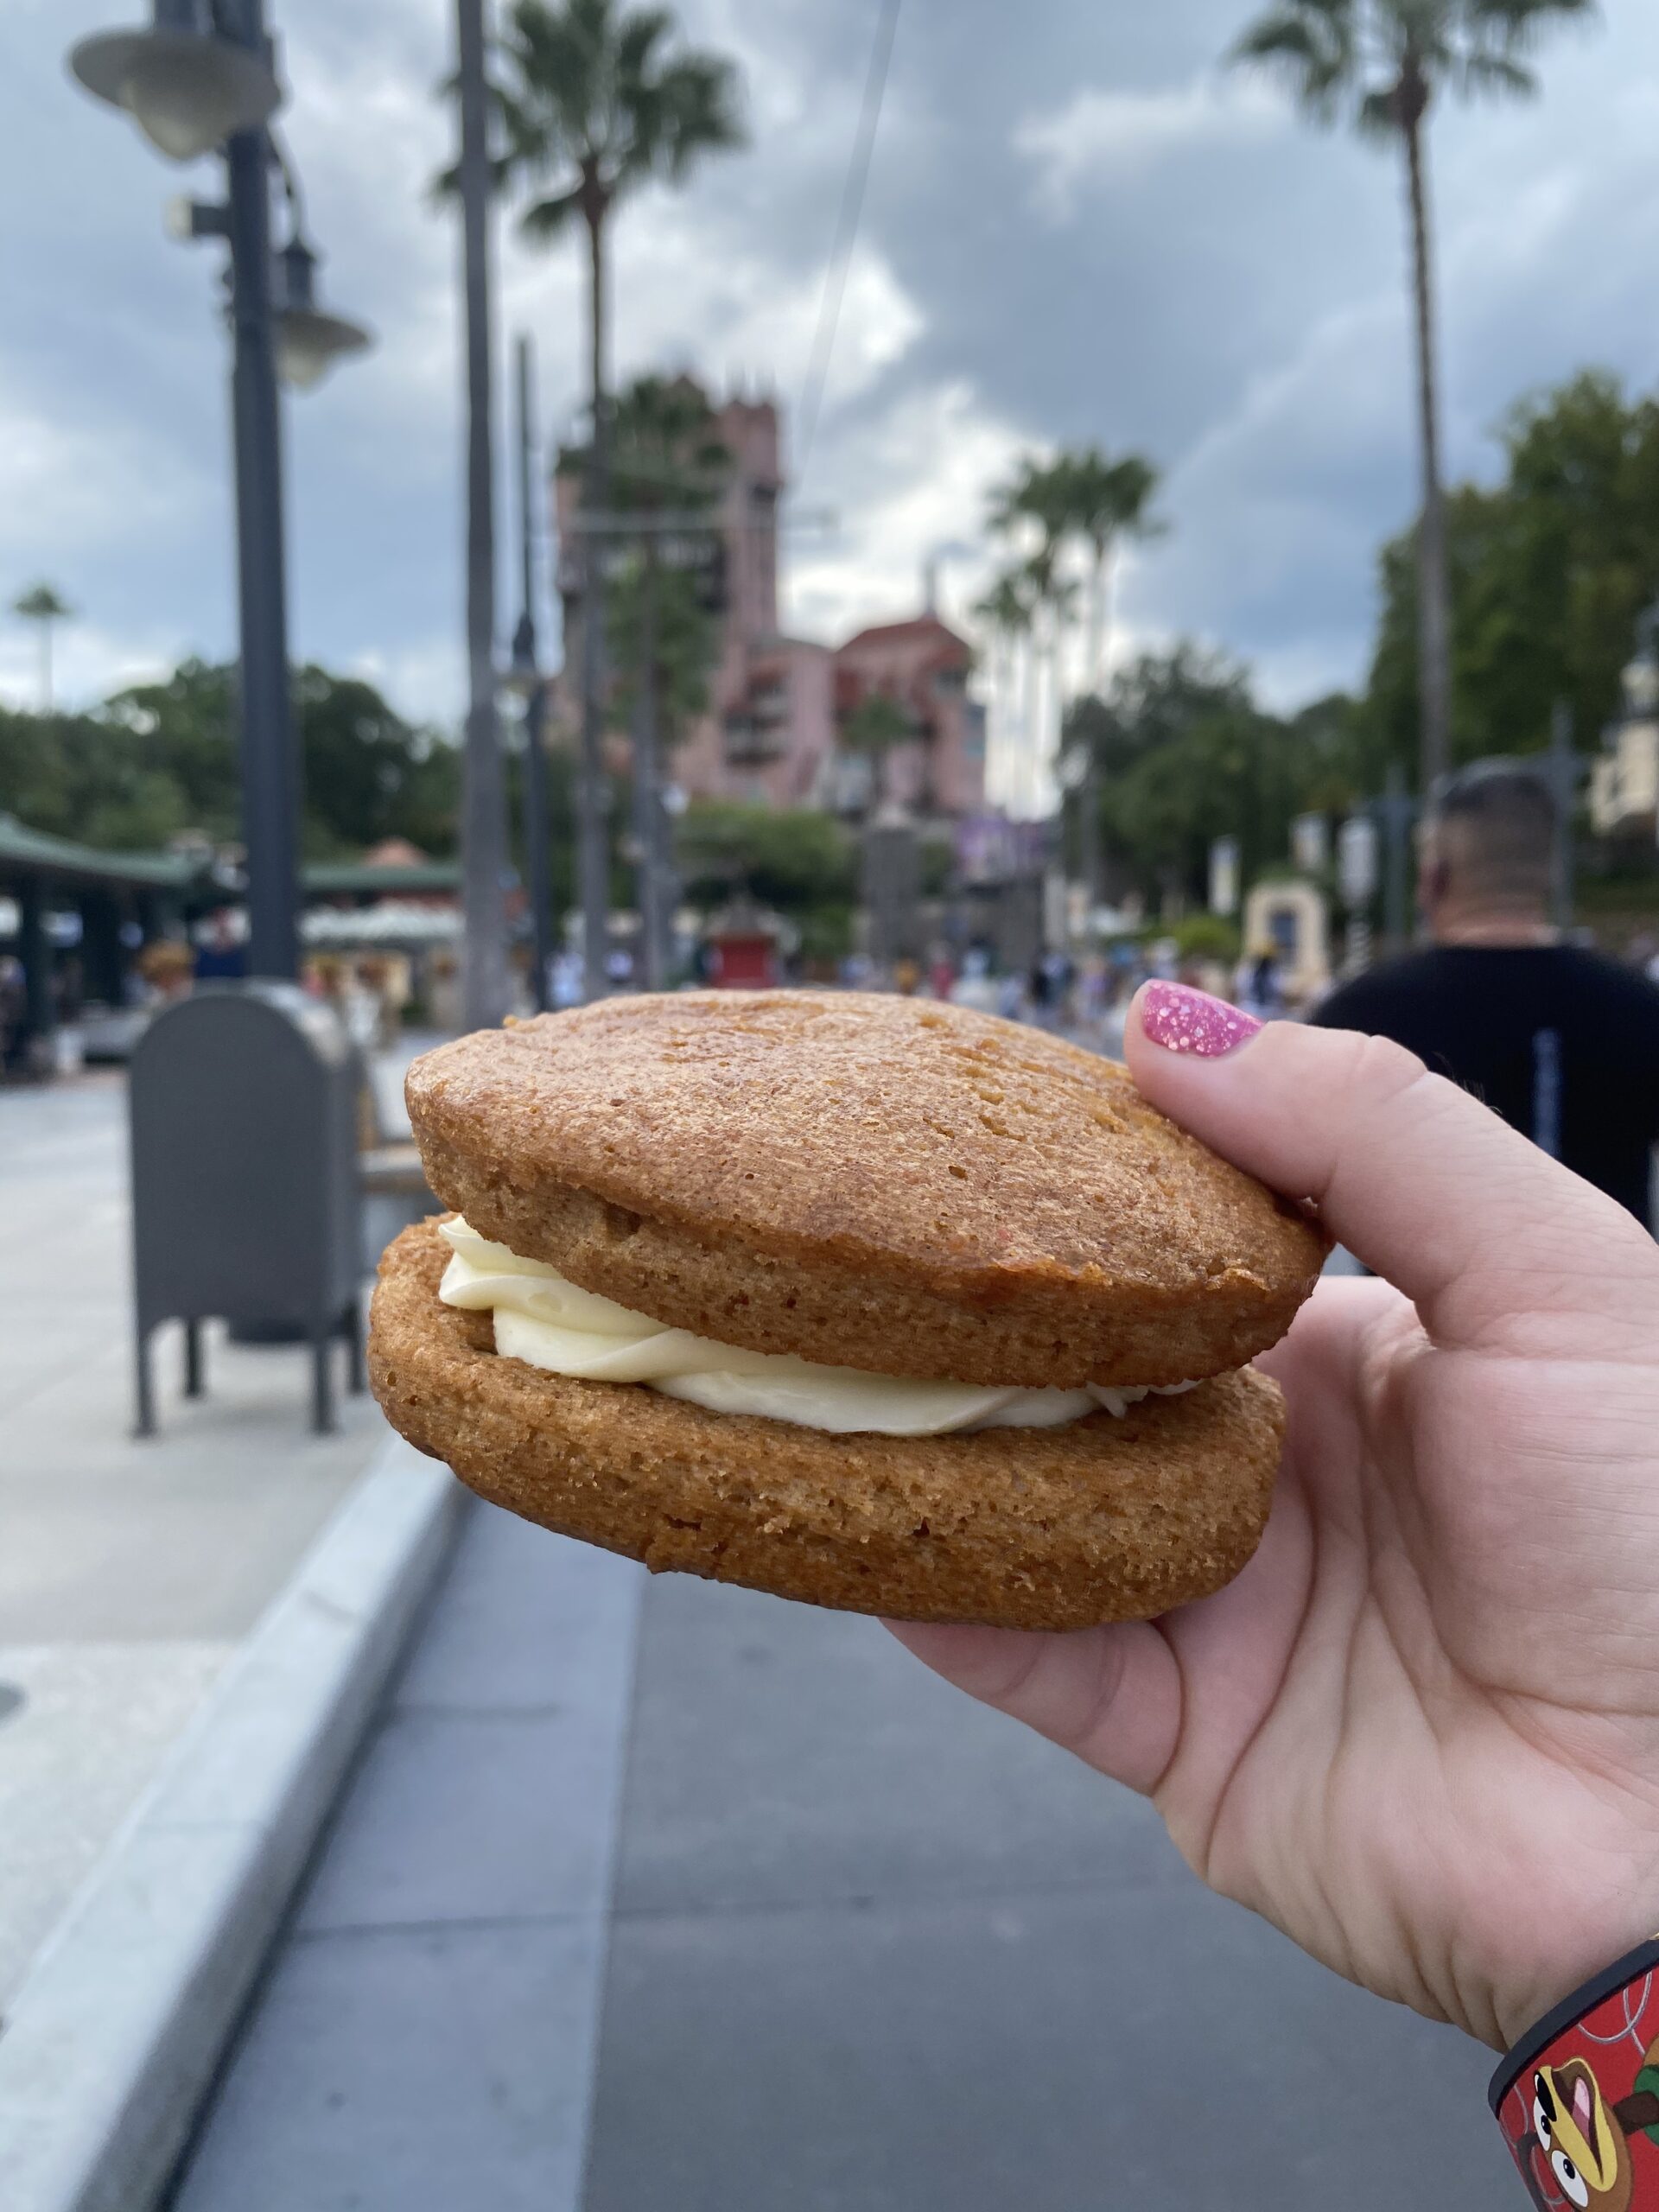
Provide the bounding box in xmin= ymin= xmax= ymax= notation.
xmin=69 ymin=0 xmax=370 ymax=982
xmin=509 ymin=333 xmax=556 ymax=1015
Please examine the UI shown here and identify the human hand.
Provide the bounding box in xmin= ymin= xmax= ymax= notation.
xmin=887 ymin=983 xmax=1659 ymax=2052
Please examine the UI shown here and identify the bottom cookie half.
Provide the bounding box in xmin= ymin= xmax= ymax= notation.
xmin=368 ymin=1219 xmax=1285 ymax=1631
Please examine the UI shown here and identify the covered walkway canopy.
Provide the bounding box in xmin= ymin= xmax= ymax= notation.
xmin=0 ymin=813 xmax=213 ymax=1041
xmin=0 ymin=815 xmax=461 ymax=1052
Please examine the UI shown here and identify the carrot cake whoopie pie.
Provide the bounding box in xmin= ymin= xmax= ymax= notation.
xmin=368 ymin=991 xmax=1325 ymax=1631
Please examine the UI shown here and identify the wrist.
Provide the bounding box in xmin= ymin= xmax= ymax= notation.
xmin=1491 ymin=1936 xmax=1659 ymax=2206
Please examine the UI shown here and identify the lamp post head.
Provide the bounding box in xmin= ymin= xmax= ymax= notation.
xmin=69 ymin=3 xmax=283 ymax=163
xmin=272 ymin=237 xmax=372 ymax=391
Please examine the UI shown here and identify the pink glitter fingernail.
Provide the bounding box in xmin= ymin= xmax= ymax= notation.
xmin=1140 ymin=981 xmax=1262 ymax=1058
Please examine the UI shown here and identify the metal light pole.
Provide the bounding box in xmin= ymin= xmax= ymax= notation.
xmin=511 ymin=333 xmax=556 ymax=1014
xmin=70 ymin=0 xmax=371 ymax=982
xmin=224 ymin=3 xmax=296 ymax=978
xmin=454 ymin=0 xmax=512 ymax=1032
xmin=576 ymin=467 xmax=612 ymax=1004
xmin=631 ymin=541 xmax=664 ymax=990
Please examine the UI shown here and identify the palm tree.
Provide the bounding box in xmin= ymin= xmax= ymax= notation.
xmin=605 ymin=373 xmax=730 ymax=985
xmin=988 ymin=461 xmax=1080 ymax=814
xmin=14 ymin=582 xmax=73 ymax=713
xmin=467 ymin=0 xmax=745 ymax=997
xmin=1054 ymin=449 xmax=1161 ymax=695
xmin=1230 ymin=0 xmax=1596 ymax=792
xmin=841 ymin=690 xmax=915 ymax=817
xmin=971 ymin=569 xmax=1035 ymax=815
xmin=986 ymin=462 xmax=1079 ymax=818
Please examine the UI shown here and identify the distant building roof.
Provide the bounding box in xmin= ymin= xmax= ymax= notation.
xmin=302 ymin=860 xmax=460 ymax=898
xmin=836 ymin=613 xmax=970 ymax=662
xmin=0 ymin=814 xmax=203 ymax=890
xmin=0 ymin=815 xmax=461 ymax=902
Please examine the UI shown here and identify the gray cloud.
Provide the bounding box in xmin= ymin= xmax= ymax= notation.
xmin=3 ymin=0 xmax=1656 ymax=747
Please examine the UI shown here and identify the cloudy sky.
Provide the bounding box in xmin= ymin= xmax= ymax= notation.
xmin=3 ymin=0 xmax=1657 ymax=733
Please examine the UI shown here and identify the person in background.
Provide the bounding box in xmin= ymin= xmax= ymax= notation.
xmin=1313 ymin=757 xmax=1659 ymax=1227
xmin=1234 ymin=940 xmax=1284 ymax=1023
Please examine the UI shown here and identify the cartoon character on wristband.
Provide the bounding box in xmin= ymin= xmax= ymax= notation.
xmin=1497 ymin=1974 xmax=1659 ymax=2209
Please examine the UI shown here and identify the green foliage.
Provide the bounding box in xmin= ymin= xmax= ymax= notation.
xmin=451 ymin=0 xmax=746 ymax=231
xmin=13 ymin=581 xmax=73 ymax=624
xmin=1228 ymin=0 xmax=1596 ymax=136
xmin=1172 ymin=912 xmax=1243 ymax=963
xmin=293 ymin=665 xmax=463 ymax=856
xmin=675 ymin=801 xmax=855 ymax=923
xmin=0 ymin=658 xmax=461 ymax=860
xmin=971 ymin=569 xmax=1034 ymax=643
xmin=840 ymin=693 xmax=912 ymax=758
xmin=597 ymin=372 xmax=729 ymax=737
xmin=1066 ymin=645 xmax=1368 ymax=909
xmin=1367 ymin=370 xmax=1659 ymax=772
xmin=605 ymin=562 xmax=720 ymax=731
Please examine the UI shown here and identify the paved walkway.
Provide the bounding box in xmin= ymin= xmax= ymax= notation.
xmin=0 ymin=1069 xmax=400 ymax=2005
xmin=167 ymin=1504 xmax=1517 ymax=2210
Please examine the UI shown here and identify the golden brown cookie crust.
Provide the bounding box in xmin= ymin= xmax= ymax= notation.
xmin=369 ymin=1218 xmax=1285 ymax=1631
xmin=406 ymin=991 xmax=1325 ymax=1387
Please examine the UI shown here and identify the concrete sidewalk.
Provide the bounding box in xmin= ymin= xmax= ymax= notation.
xmin=0 ymin=1070 xmax=396 ymax=2006
xmin=166 ymin=1512 xmax=1518 ymax=2210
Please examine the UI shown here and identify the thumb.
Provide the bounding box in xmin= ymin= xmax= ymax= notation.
xmin=1125 ymin=981 xmax=1659 ymax=1357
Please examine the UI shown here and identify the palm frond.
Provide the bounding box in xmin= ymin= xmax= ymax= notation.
xmin=1458 ymin=49 xmax=1538 ymax=98
xmin=519 ymin=184 xmax=585 ymax=240
xmin=1466 ymin=0 xmax=1598 ymax=45
xmin=1229 ymin=0 xmax=1357 ymax=124
xmin=1355 ymin=83 xmax=1402 ymax=136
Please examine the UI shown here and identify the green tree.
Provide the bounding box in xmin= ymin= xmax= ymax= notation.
xmin=1230 ymin=0 xmax=1598 ymax=793
xmin=1365 ymin=369 xmax=1659 ymax=773
xmin=676 ymin=799 xmax=857 ymax=957
xmin=0 ymin=658 xmax=461 ymax=861
xmin=456 ymin=0 xmax=745 ymax=993
xmin=13 ymin=582 xmax=74 ymax=714
xmin=594 ymin=372 xmax=730 ymax=983
xmin=839 ymin=691 xmax=914 ymax=815
xmin=1064 ymin=644 xmax=1365 ymax=912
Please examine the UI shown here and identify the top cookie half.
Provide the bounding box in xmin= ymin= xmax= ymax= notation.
xmin=405 ymin=991 xmax=1326 ymax=1388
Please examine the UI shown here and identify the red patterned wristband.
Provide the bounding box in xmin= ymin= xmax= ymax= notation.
xmin=1491 ymin=1940 xmax=1659 ymax=2209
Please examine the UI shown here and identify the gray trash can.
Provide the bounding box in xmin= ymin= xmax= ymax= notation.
xmin=129 ymin=983 xmax=365 ymax=1435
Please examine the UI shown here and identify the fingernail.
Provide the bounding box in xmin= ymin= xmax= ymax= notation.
xmin=1140 ymin=981 xmax=1262 ymax=1058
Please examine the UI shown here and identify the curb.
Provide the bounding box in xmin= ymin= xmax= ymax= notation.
xmin=0 ymin=1434 xmax=463 ymax=2212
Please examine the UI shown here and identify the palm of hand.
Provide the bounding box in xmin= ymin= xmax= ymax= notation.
xmin=1154 ymin=1276 xmax=1659 ymax=2052
xmin=891 ymin=1016 xmax=1659 ymax=2054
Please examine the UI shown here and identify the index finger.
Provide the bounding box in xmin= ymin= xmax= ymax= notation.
xmin=1124 ymin=986 xmax=1659 ymax=1358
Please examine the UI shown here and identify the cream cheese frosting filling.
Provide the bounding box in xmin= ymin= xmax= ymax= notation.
xmin=437 ymin=1217 xmax=1203 ymax=1439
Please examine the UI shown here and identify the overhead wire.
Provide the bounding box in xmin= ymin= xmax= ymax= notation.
xmin=794 ymin=0 xmax=903 ymax=486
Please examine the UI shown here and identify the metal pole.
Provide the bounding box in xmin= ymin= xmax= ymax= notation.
xmin=220 ymin=0 xmax=297 ymax=979
xmin=632 ymin=546 xmax=663 ymax=990
xmin=1550 ymin=697 xmax=1575 ymax=934
xmin=17 ymin=877 xmax=54 ymax=1052
xmin=455 ymin=0 xmax=512 ymax=1031
xmin=522 ymin=682 xmax=554 ymax=1010
xmin=513 ymin=335 xmax=554 ymax=1013
xmin=577 ymin=222 xmax=612 ymax=1005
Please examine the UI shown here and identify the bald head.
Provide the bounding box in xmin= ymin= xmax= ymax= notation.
xmin=1420 ymin=760 xmax=1559 ymax=944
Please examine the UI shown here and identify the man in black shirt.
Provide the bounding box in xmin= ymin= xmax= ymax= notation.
xmin=1312 ymin=759 xmax=1659 ymax=1227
